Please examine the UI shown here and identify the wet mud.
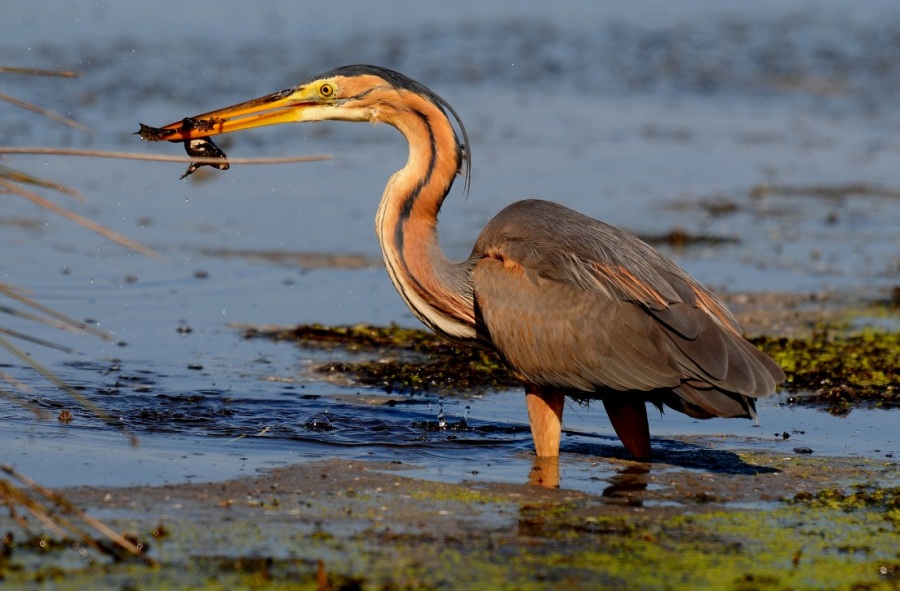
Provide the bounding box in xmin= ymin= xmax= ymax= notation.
xmin=1 ymin=453 xmax=897 ymax=590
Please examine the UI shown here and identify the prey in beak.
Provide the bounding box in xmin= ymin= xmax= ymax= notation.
xmin=179 ymin=136 xmax=229 ymax=179
xmin=136 ymin=118 xmax=230 ymax=179
xmin=136 ymin=87 xmax=310 ymax=179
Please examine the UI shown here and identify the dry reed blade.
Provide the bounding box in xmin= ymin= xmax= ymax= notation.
xmin=0 ymin=66 xmax=79 ymax=78
xmin=2 ymin=466 xmax=153 ymax=564
xmin=0 ymin=177 xmax=162 ymax=260
xmin=0 ymin=479 xmax=71 ymax=540
xmin=0 ymin=92 xmax=91 ymax=132
xmin=0 ymin=369 xmax=31 ymax=392
xmin=0 ymin=302 xmax=95 ymax=338
xmin=0 ymin=282 xmax=109 ymax=340
xmin=0 ymin=162 xmax=82 ymax=199
xmin=0 ymin=326 xmax=72 ymax=352
xmin=0 ymin=481 xmax=34 ymax=533
xmin=0 ymin=385 xmax=49 ymax=418
xmin=0 ymin=334 xmax=139 ymax=447
xmin=0 ymin=146 xmax=331 ymax=166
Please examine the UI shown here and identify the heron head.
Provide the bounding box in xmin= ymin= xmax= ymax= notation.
xmin=137 ymin=65 xmax=470 ymax=190
xmin=136 ymin=65 xmax=455 ymax=141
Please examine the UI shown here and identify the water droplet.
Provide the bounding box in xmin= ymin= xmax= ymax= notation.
xmin=437 ymin=397 xmax=446 ymax=429
xmin=304 ymin=413 xmax=333 ymax=431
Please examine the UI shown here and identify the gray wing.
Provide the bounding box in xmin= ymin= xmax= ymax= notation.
xmin=471 ymin=200 xmax=784 ymax=418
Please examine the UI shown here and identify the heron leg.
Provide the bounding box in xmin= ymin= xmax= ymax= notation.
xmin=602 ymin=397 xmax=651 ymax=461
xmin=525 ymin=387 xmax=565 ymax=457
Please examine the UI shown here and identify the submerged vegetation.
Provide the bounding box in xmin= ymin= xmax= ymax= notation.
xmin=753 ymin=326 xmax=899 ymax=414
xmin=244 ymin=320 xmax=899 ymax=413
xmin=242 ymin=323 xmax=518 ymax=394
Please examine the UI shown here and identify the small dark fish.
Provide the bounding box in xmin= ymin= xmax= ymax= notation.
xmin=180 ymin=136 xmax=229 ymax=179
xmin=135 ymin=118 xmax=229 ymax=178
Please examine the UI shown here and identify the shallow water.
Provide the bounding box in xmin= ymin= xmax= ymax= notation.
xmin=2 ymin=1 xmax=898 ymax=493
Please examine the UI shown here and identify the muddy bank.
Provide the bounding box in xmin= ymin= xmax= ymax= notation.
xmin=2 ymin=451 xmax=898 ymax=590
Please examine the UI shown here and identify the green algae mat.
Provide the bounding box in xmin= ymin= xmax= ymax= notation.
xmin=241 ymin=321 xmax=899 ymax=411
xmin=2 ymin=452 xmax=898 ymax=590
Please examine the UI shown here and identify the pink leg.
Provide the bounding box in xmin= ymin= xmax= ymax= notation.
xmin=525 ymin=387 xmax=565 ymax=457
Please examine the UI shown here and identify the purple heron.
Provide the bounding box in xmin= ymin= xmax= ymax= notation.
xmin=140 ymin=65 xmax=784 ymax=461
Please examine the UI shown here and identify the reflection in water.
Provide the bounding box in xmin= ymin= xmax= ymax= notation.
xmin=602 ymin=465 xmax=650 ymax=505
xmin=528 ymin=456 xmax=561 ymax=488
xmin=527 ymin=456 xmax=651 ymax=496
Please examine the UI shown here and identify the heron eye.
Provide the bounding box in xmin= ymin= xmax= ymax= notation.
xmin=319 ymin=83 xmax=334 ymax=97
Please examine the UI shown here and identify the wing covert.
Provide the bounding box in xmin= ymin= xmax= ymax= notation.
xmin=471 ymin=199 xmax=784 ymax=401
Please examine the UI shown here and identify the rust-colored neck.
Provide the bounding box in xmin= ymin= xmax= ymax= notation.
xmin=373 ymin=89 xmax=476 ymax=341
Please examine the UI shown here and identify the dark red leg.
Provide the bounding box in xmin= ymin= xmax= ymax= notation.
xmin=602 ymin=397 xmax=651 ymax=461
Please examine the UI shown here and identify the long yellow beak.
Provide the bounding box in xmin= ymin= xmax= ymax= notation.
xmin=137 ymin=86 xmax=314 ymax=142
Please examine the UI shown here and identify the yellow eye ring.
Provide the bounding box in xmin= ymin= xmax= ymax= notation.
xmin=319 ymin=83 xmax=334 ymax=97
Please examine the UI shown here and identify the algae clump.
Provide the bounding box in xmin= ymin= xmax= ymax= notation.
xmin=247 ymin=322 xmax=899 ymax=412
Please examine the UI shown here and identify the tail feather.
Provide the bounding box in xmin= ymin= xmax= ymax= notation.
xmin=663 ymin=383 xmax=758 ymax=419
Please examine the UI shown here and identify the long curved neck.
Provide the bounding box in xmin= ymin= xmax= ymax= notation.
xmin=373 ymin=92 xmax=476 ymax=341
